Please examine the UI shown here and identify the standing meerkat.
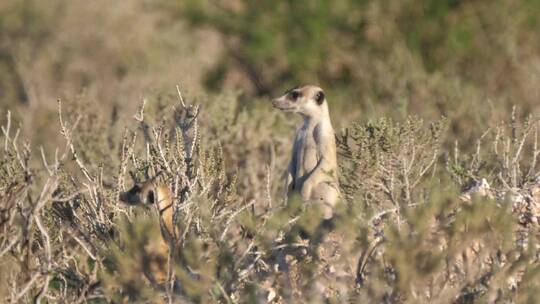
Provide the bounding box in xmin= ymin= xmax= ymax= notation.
xmin=119 ymin=178 xmax=178 ymax=284
xmin=272 ymin=85 xmax=340 ymax=219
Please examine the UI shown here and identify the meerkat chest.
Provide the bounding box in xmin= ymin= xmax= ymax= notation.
xmin=295 ymin=124 xmax=322 ymax=174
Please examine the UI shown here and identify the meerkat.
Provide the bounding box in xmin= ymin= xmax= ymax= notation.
xmin=272 ymin=85 xmax=340 ymax=219
xmin=119 ymin=178 xmax=178 ymax=284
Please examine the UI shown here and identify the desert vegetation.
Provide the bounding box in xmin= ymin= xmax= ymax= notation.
xmin=1 ymin=0 xmax=540 ymax=303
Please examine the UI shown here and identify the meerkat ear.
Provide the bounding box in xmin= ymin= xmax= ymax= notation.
xmin=315 ymin=90 xmax=325 ymax=105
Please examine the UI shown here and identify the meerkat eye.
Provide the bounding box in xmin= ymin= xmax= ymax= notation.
xmin=315 ymin=91 xmax=325 ymax=105
xmin=289 ymin=91 xmax=301 ymax=100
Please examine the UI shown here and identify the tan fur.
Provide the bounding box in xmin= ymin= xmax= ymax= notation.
xmin=119 ymin=180 xmax=177 ymax=284
xmin=272 ymin=85 xmax=340 ymax=218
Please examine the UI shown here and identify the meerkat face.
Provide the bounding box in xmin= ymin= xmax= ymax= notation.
xmin=272 ymin=85 xmax=327 ymax=118
xmin=120 ymin=181 xmax=157 ymax=206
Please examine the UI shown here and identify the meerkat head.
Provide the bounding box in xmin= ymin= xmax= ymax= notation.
xmin=120 ymin=171 xmax=172 ymax=210
xmin=119 ymin=180 xmax=159 ymax=207
xmin=272 ymin=85 xmax=328 ymax=118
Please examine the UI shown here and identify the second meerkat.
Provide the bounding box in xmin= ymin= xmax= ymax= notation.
xmin=119 ymin=178 xmax=177 ymax=284
xmin=272 ymin=85 xmax=340 ymax=218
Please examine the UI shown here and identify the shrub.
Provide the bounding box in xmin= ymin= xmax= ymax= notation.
xmin=0 ymin=90 xmax=539 ymax=302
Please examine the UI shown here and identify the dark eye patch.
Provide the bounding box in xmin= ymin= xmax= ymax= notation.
xmin=146 ymin=190 xmax=155 ymax=204
xmin=289 ymin=90 xmax=301 ymax=100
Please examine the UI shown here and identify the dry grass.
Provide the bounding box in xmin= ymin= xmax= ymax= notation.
xmin=1 ymin=86 xmax=539 ymax=303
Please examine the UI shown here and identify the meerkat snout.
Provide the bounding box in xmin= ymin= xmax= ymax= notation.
xmin=120 ymin=183 xmax=152 ymax=206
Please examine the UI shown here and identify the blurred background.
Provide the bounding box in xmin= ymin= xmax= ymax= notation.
xmin=1 ymin=0 xmax=539 ymax=150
